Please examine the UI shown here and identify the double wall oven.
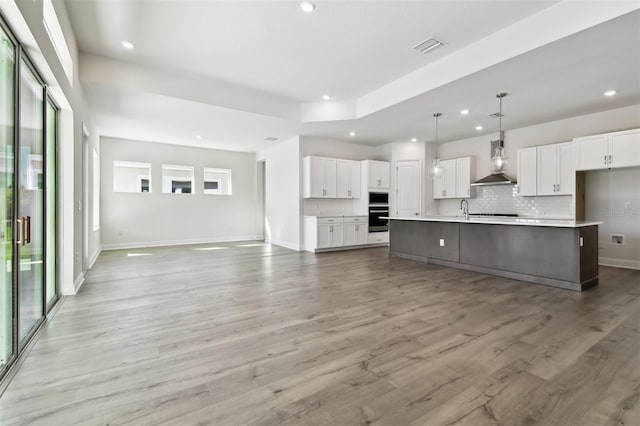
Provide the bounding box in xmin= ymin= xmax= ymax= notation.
xmin=368 ymin=192 xmax=389 ymax=233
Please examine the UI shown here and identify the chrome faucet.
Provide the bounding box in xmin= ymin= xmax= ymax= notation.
xmin=460 ymin=199 xmax=469 ymax=220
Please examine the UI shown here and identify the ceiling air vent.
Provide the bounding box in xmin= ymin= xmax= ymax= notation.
xmin=413 ymin=36 xmax=445 ymax=54
xmin=264 ymin=137 xmax=278 ymax=142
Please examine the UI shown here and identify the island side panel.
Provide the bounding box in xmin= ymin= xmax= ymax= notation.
xmin=459 ymin=223 xmax=580 ymax=283
xmin=579 ymin=225 xmax=599 ymax=284
xmin=389 ymin=220 xmax=460 ymax=262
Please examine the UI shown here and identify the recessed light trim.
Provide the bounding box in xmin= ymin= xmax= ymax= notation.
xmin=122 ymin=41 xmax=135 ymax=49
xmin=475 ymin=125 xmax=483 ymax=131
xmin=300 ymin=1 xmax=316 ymax=13
xmin=411 ymin=138 xmax=417 ymax=142
xmin=349 ymin=131 xmax=356 ymax=137
xmin=460 ymin=109 xmax=469 ymax=115
xmin=604 ymin=90 xmax=617 ymax=97
xmin=322 ymin=94 xmax=331 ymax=101
xmin=195 ymin=135 xmax=202 ymax=139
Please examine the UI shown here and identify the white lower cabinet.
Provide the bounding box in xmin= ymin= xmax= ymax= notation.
xmin=343 ymin=217 xmax=367 ymax=246
xmin=304 ymin=216 xmax=377 ymax=252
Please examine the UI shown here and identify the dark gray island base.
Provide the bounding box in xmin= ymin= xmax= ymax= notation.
xmin=388 ymin=218 xmax=600 ymax=291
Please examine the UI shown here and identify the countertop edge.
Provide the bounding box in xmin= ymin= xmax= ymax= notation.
xmin=383 ymin=216 xmax=603 ymax=228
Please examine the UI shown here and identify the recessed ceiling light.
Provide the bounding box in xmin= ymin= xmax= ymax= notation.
xmin=411 ymin=138 xmax=417 ymax=142
xmin=322 ymin=94 xmax=331 ymax=101
xmin=460 ymin=109 xmax=470 ymax=115
xmin=604 ymin=90 xmax=617 ymax=96
xmin=195 ymin=135 xmax=202 ymax=139
xmin=475 ymin=125 xmax=483 ymax=131
xmin=300 ymin=1 xmax=315 ymax=13
xmin=349 ymin=131 xmax=356 ymax=137
xmin=122 ymin=41 xmax=135 ymax=49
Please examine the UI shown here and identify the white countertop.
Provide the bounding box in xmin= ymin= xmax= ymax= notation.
xmin=304 ymin=215 xmax=367 ymax=218
xmin=383 ymin=215 xmax=602 ymax=228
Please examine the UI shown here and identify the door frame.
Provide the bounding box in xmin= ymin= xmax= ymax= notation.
xmin=82 ymin=124 xmax=89 ymax=270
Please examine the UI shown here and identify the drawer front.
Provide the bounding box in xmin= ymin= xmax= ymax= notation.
xmin=317 ymin=217 xmax=343 ymax=224
xmin=343 ymin=216 xmax=367 ymax=224
xmin=367 ymin=232 xmax=389 ymax=244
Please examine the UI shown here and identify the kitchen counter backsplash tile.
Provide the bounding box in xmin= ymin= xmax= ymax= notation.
xmin=439 ymin=185 xmax=573 ymax=219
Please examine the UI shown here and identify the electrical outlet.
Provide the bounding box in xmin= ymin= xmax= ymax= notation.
xmin=611 ymin=234 xmax=624 ymax=246
xmin=625 ymin=202 xmax=632 ymax=209
xmin=439 ymin=238 xmax=445 ymax=247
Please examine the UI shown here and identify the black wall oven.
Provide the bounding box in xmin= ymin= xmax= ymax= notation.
xmin=369 ymin=192 xmax=389 ymax=205
xmin=369 ymin=206 xmax=389 ymax=232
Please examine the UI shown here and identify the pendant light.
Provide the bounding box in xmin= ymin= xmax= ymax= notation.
xmin=491 ymin=93 xmax=508 ymax=173
xmin=430 ymin=112 xmax=443 ymax=179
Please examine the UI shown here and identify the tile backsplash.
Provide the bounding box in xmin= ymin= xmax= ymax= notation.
xmin=439 ymin=185 xmax=574 ymax=219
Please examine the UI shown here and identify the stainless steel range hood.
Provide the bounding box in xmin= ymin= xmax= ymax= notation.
xmin=471 ymin=131 xmax=517 ymax=187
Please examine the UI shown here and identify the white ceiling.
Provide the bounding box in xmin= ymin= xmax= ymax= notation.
xmin=65 ymin=1 xmax=640 ymax=151
xmin=67 ymin=0 xmax=557 ymax=102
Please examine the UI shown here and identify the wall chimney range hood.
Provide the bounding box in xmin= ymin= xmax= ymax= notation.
xmin=471 ymin=93 xmax=517 ymax=187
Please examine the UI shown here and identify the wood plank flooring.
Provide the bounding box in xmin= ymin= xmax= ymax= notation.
xmin=0 ymin=242 xmax=638 ymax=425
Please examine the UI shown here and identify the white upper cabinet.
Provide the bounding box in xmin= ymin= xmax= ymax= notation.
xmin=519 ymin=142 xmax=573 ymax=197
xmin=517 ymin=147 xmax=537 ymax=196
xmin=336 ymin=160 xmax=361 ymax=199
xmin=303 ymin=156 xmax=336 ymax=198
xmin=433 ymin=159 xmax=456 ymax=199
xmin=433 ymin=157 xmax=473 ymax=199
xmin=574 ymin=129 xmax=639 ymax=171
xmin=365 ymin=160 xmax=390 ymax=189
xmin=609 ymin=129 xmax=640 ymax=169
xmin=455 ymin=157 xmax=472 ymax=199
xmin=536 ymin=144 xmax=558 ymax=196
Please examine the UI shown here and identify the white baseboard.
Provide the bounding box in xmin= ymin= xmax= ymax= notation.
xmin=268 ymin=239 xmax=302 ymax=251
xmin=62 ymin=272 xmax=85 ymax=295
xmin=101 ymin=235 xmax=262 ymax=251
xmin=599 ymin=257 xmax=640 ymax=270
xmin=88 ymin=247 xmax=102 ymax=269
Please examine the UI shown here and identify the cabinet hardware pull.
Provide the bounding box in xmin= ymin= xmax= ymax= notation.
xmin=608 ymin=154 xmax=612 ymax=165
xmin=604 ymin=155 xmax=607 ymax=165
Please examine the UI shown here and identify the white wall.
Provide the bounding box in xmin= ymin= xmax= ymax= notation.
xmin=586 ymin=167 xmax=640 ymax=269
xmin=256 ymin=136 xmax=301 ymax=250
xmin=438 ymin=104 xmax=640 ymax=217
xmin=101 ymin=137 xmax=259 ymax=249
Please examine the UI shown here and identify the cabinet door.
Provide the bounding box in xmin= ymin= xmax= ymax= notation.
xmin=343 ymin=223 xmax=357 ymax=246
xmin=379 ymin=162 xmax=390 ymax=188
xmin=355 ymin=223 xmax=368 ymax=245
xmin=442 ymin=160 xmax=457 ymax=199
xmin=536 ymin=144 xmax=558 ymax=196
xmin=349 ymin=161 xmax=361 ymax=198
xmin=336 ymin=160 xmax=351 ymax=198
xmin=322 ymin=158 xmax=337 ymax=198
xmin=517 ymin=147 xmax=537 ymax=196
xmin=367 ymin=162 xmax=379 ymax=188
xmin=317 ymin=224 xmax=331 ymax=248
xmin=329 ymin=224 xmax=344 ymax=247
xmin=556 ymin=142 xmax=574 ymax=195
xmin=609 ymin=130 xmax=640 ymax=169
xmin=307 ymin=157 xmax=324 ymax=198
xmin=455 ymin=157 xmax=471 ymax=198
xmin=575 ymin=135 xmax=608 ymax=171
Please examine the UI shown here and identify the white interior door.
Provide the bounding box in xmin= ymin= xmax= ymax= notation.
xmin=396 ymin=160 xmax=421 ymax=217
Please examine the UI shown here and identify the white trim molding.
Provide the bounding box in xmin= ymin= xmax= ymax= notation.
xmin=101 ymin=235 xmax=264 ymax=251
xmin=88 ymin=248 xmax=102 ymax=270
xmin=62 ymin=271 xmax=85 ymax=295
xmin=268 ymin=239 xmax=302 ymax=251
xmin=599 ymin=258 xmax=640 ymax=271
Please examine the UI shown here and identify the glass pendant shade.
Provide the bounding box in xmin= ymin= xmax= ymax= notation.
xmin=491 ymin=146 xmax=508 ymax=173
xmin=430 ymin=158 xmax=443 ymax=178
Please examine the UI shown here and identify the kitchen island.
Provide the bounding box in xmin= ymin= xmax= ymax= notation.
xmin=386 ymin=216 xmax=602 ymax=291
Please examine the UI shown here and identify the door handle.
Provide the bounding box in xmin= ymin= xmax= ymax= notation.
xmin=25 ymin=216 xmax=31 ymax=244
xmin=17 ymin=218 xmax=23 ymax=246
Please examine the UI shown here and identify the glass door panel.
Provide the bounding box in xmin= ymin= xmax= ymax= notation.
xmin=18 ymin=61 xmax=44 ymax=345
xmin=0 ymin=24 xmax=16 ymax=373
xmin=45 ymin=100 xmax=56 ymax=307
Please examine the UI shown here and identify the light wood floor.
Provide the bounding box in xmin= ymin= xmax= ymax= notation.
xmin=1 ymin=242 xmax=639 ymax=425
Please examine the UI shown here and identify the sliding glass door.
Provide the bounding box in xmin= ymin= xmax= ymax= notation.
xmin=18 ymin=60 xmax=45 ymax=345
xmin=0 ymin=15 xmax=58 ymax=381
xmin=0 ymin=21 xmax=16 ymax=375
